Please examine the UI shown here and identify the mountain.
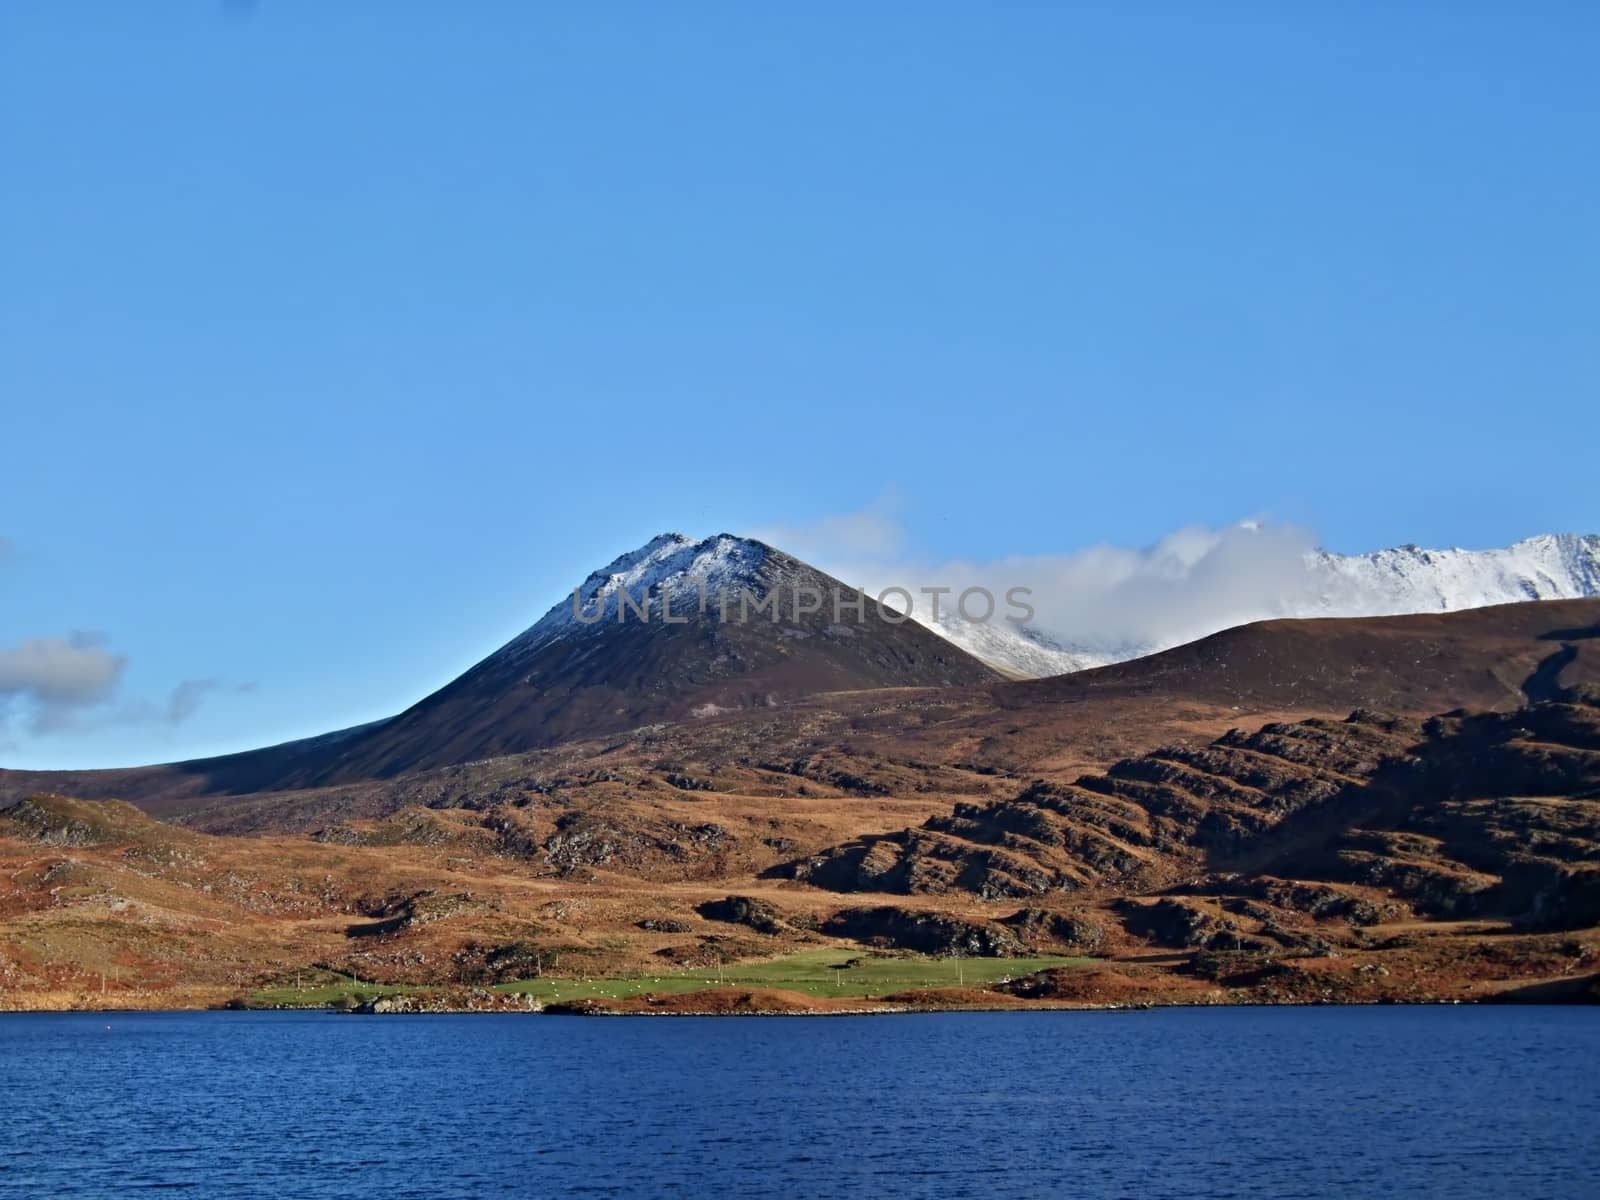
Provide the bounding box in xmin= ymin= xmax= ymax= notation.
xmin=6 ymin=606 xmax=1598 ymax=1013
xmin=1005 ymin=596 xmax=1600 ymax=715
xmin=65 ymin=534 xmax=998 ymax=795
xmin=13 ymin=594 xmax=1590 ymax=838
xmin=5 ymin=532 xmax=1597 ymax=812
xmin=920 ymin=532 xmax=1600 ymax=677
xmin=5 ymin=551 xmax=1600 ymax=1014
xmin=310 ymin=533 xmax=995 ymax=781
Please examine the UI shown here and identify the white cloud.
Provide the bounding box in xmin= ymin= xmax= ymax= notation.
xmin=0 ymin=634 xmax=248 ymax=741
xmin=747 ymin=508 xmax=1326 ymax=655
xmin=960 ymin=522 xmax=1323 ymax=653
xmin=750 ymin=496 xmax=906 ymax=565
xmin=0 ymin=548 xmax=249 ymax=748
xmin=0 ymin=544 xmax=252 ymax=742
xmin=0 ymin=633 xmax=127 ymax=715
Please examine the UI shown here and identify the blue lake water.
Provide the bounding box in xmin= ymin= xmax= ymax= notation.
xmin=1 ymin=1006 xmax=1596 ymax=1199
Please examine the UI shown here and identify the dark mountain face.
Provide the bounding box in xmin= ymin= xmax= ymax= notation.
xmin=175 ymin=595 xmax=1592 ymax=798
xmin=995 ymin=597 xmax=1600 ymax=715
xmin=102 ymin=535 xmax=998 ymax=794
xmin=4 ymin=559 xmax=1596 ymax=818
xmin=288 ymin=535 xmax=997 ymax=786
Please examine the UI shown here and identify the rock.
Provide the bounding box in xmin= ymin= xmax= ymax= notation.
xmin=1000 ymin=907 xmax=1107 ymax=952
xmin=637 ymin=918 xmax=693 ymax=933
xmin=696 ymin=896 xmax=788 ymax=935
xmin=821 ymin=906 xmax=1025 ymax=957
xmin=1120 ymin=898 xmax=1227 ymax=949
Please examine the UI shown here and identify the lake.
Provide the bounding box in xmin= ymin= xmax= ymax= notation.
xmin=1 ymin=1006 xmax=1595 ymax=1198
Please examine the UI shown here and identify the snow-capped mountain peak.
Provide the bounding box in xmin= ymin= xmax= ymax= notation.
xmin=916 ymin=532 xmax=1600 ymax=679
xmin=504 ymin=533 xmax=772 ymax=660
xmin=499 ymin=529 xmax=1600 ymax=682
xmin=1307 ymin=533 xmax=1600 ymax=614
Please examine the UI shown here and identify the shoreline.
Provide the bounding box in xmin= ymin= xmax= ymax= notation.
xmin=3 ymin=993 xmax=1583 ymax=1017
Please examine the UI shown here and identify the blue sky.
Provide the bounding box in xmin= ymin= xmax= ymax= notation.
xmin=2 ymin=3 xmax=1596 ymax=768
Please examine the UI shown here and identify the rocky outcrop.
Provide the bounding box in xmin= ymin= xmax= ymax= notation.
xmin=781 ymin=696 xmax=1600 ymax=949
xmin=820 ymin=906 xmax=1025 ymax=957
xmin=696 ymin=895 xmax=790 ymax=935
xmin=636 ymin=917 xmax=692 ymax=933
xmin=1000 ymin=907 xmax=1108 ymax=952
xmin=774 ymin=710 xmax=1418 ymax=897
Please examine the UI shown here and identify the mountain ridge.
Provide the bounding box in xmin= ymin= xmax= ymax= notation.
xmin=922 ymin=532 xmax=1600 ymax=677
xmin=4 ymin=532 xmax=1599 ymax=804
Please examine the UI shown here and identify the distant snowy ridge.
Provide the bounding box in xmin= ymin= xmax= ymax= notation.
xmin=919 ymin=533 xmax=1600 ymax=678
xmin=1306 ymin=534 xmax=1600 ymax=614
xmin=496 ymin=530 xmax=1600 ymax=683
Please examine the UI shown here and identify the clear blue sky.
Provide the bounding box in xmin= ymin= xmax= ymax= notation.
xmin=2 ymin=3 xmax=1596 ymax=768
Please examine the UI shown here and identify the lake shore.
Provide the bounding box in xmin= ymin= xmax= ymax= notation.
xmin=6 ymin=976 xmax=1596 ymax=1016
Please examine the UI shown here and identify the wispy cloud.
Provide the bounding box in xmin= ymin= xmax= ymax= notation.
xmin=0 ymin=637 xmax=251 ymax=742
xmin=751 ymin=498 xmax=907 ymax=564
xmin=160 ymin=678 xmax=255 ymax=724
xmin=746 ymin=508 xmax=1328 ymax=655
xmin=0 ymin=544 xmax=251 ymax=751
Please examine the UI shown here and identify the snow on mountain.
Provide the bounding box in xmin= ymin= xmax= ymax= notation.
xmin=503 ymin=533 xmax=770 ymax=661
xmin=913 ymin=615 xmax=1102 ymax=679
xmin=494 ymin=529 xmax=1600 ymax=683
xmin=916 ymin=533 xmax=1600 ymax=679
xmin=1306 ymin=534 xmax=1600 ymax=615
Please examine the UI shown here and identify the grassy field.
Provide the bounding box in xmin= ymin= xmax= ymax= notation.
xmin=249 ymin=970 xmax=414 ymax=1009
xmin=493 ymin=948 xmax=1088 ymax=1003
xmin=247 ymin=950 xmax=1090 ymax=1008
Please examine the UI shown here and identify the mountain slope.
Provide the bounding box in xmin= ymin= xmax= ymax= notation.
xmin=779 ymin=685 xmax=1600 ymax=919
xmin=998 ymin=597 xmax=1600 ymax=715
xmin=305 ymin=534 xmax=994 ymax=785
xmin=922 ymin=532 xmax=1600 ymax=678
xmin=4 ymin=597 xmax=1596 ymax=821
xmin=48 ymin=597 xmax=1596 ymax=837
xmin=66 ymin=534 xmax=996 ymax=795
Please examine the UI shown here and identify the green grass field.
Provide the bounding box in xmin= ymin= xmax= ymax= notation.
xmin=248 ymin=949 xmax=1091 ymax=1008
xmin=493 ymin=948 xmax=1088 ymax=1003
xmin=249 ymin=969 xmax=412 ymax=1009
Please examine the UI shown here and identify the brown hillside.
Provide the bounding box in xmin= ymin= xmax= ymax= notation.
xmin=4 ymin=600 xmax=1595 ymax=830
xmin=1001 ymin=597 xmax=1600 ymax=713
